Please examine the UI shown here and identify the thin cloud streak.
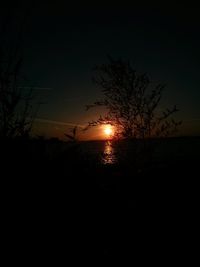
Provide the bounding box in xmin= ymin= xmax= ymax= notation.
xmin=35 ymin=118 xmax=85 ymax=128
xmin=19 ymin=87 xmax=53 ymax=91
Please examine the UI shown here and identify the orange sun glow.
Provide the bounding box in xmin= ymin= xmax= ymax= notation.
xmin=104 ymin=125 xmax=113 ymax=137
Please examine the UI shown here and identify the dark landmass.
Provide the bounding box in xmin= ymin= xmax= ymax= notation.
xmin=1 ymin=136 xmax=199 ymax=259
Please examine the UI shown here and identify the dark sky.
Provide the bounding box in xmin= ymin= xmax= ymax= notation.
xmin=3 ymin=1 xmax=200 ymax=138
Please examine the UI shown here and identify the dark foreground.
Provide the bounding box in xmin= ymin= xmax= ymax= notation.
xmin=1 ymin=137 xmax=199 ymax=262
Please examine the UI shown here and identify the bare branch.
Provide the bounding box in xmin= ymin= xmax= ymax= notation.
xmin=85 ymin=57 xmax=181 ymax=139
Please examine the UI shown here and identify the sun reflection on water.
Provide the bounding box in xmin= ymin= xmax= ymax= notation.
xmin=102 ymin=141 xmax=116 ymax=164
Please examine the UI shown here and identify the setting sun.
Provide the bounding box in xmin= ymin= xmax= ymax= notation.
xmin=104 ymin=125 xmax=113 ymax=137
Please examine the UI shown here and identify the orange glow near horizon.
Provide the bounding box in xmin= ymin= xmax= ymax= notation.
xmin=104 ymin=125 xmax=114 ymax=138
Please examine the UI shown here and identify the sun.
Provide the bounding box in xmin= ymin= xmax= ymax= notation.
xmin=104 ymin=125 xmax=113 ymax=138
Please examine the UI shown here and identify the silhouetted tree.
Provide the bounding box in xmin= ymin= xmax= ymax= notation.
xmin=0 ymin=6 xmax=35 ymax=139
xmin=65 ymin=126 xmax=78 ymax=142
xmin=86 ymin=57 xmax=181 ymax=139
